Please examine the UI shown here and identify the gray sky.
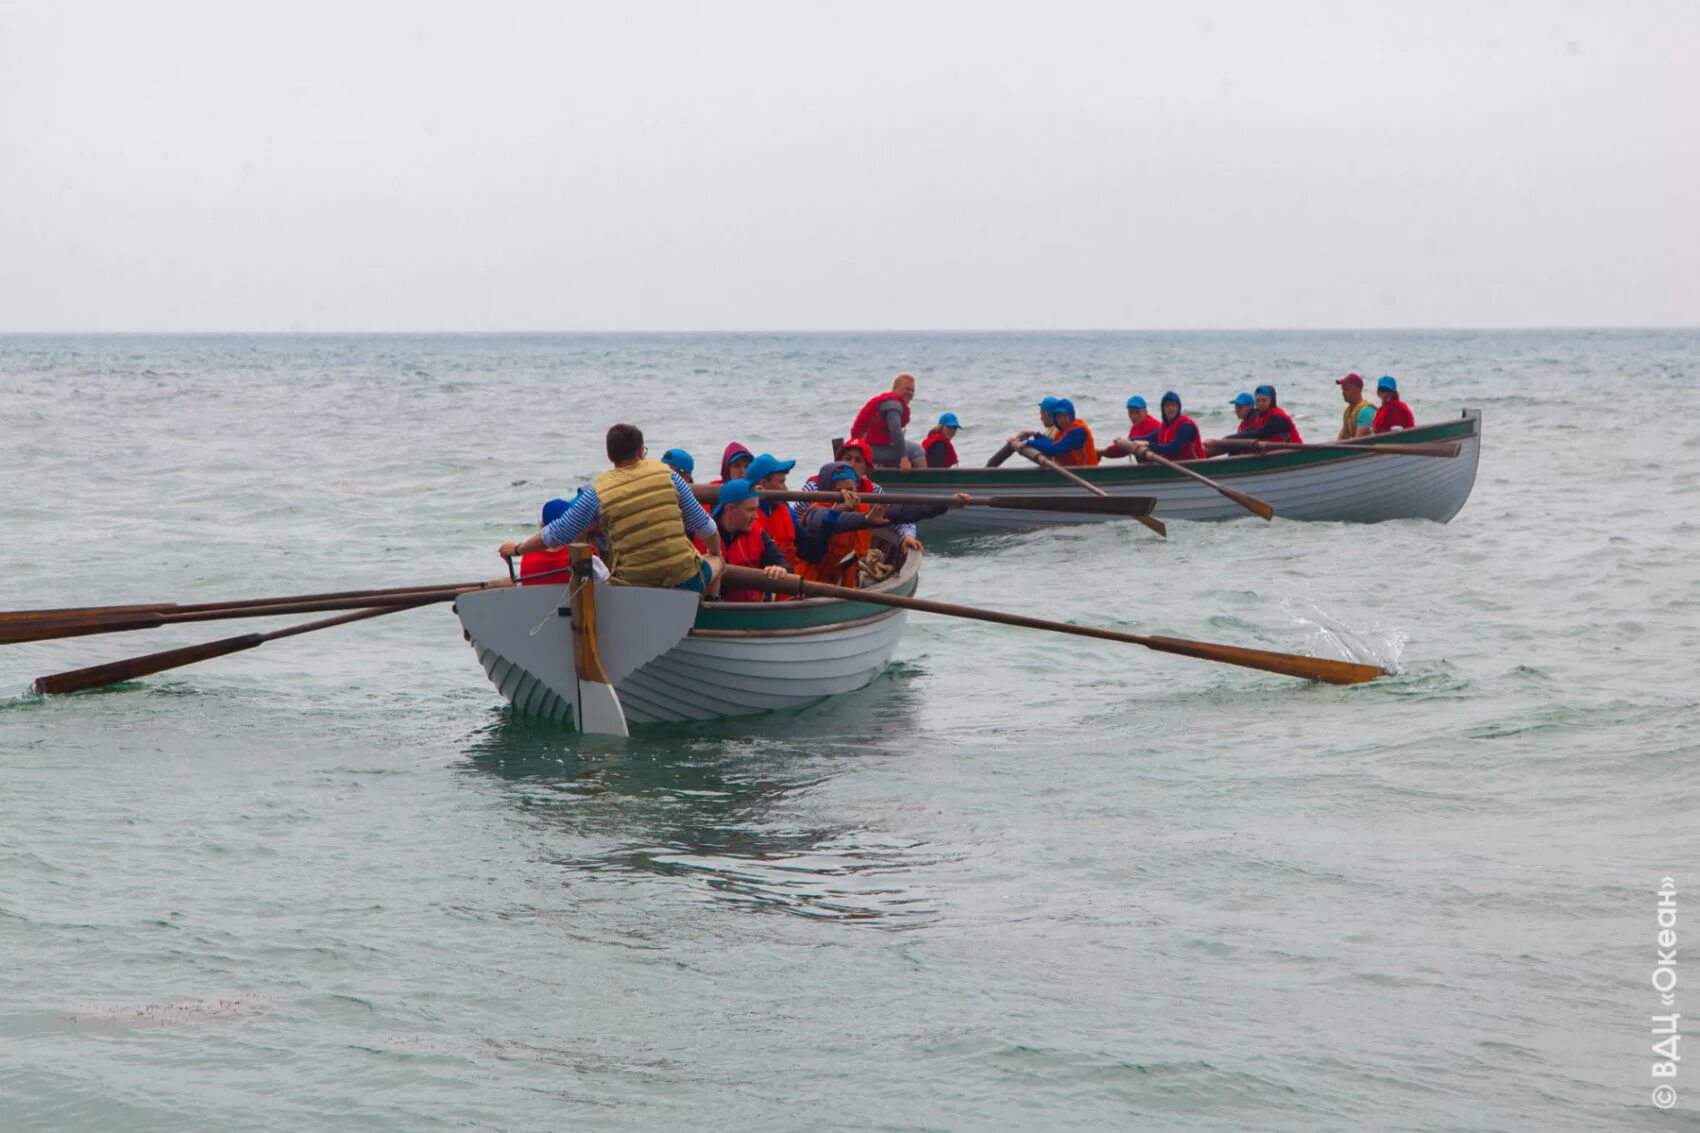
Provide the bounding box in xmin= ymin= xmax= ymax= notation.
xmin=2 ymin=0 xmax=1696 ymax=331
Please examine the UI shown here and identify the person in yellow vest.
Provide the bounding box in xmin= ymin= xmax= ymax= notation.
xmin=499 ymin=423 xmax=724 ymax=591
xmin=1335 ymin=373 xmax=1376 ymax=439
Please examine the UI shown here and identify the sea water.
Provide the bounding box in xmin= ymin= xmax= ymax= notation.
xmin=1 ymin=330 xmax=1696 ymax=1130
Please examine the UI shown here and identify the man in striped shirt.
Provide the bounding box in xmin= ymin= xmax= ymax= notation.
xmin=500 ymin=424 xmax=724 ymax=591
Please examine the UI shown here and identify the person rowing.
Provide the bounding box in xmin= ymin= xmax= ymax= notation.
xmin=1126 ymin=391 xmax=1206 ymax=462
xmin=1226 ymin=384 xmax=1304 ymax=447
xmin=1335 ymin=374 xmax=1375 ymax=440
xmin=1007 ymin=397 xmax=1098 ymax=466
xmin=1371 ymin=375 xmax=1415 ymax=433
xmin=792 ymin=462 xmax=944 ymax=587
xmin=986 ymin=396 xmax=1060 ymax=467
xmin=743 ymin=452 xmax=799 ymax=565
xmin=1099 ymin=395 xmax=1159 ymax=459
xmin=499 ymin=423 xmax=723 ymax=592
xmin=849 ymin=372 xmax=922 ymax=468
xmin=710 ymin=479 xmax=792 ymax=602
xmin=518 ymin=497 xmax=586 ymax=583
xmin=1203 ymin=392 xmax=1260 ymax=455
xmin=804 ymin=439 xmax=936 ymax=553
xmin=922 ymin=413 xmax=962 ymax=468
xmin=717 ymin=441 xmax=754 ymax=483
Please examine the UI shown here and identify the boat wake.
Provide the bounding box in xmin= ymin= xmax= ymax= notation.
xmin=1282 ymin=598 xmax=1407 ymax=675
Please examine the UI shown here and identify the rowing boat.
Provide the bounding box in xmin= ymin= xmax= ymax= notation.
xmin=453 ymin=550 xmax=921 ymax=733
xmin=869 ymin=409 xmax=1483 ymax=532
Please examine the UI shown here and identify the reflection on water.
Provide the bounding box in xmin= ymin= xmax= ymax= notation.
xmin=458 ymin=676 xmax=947 ymax=926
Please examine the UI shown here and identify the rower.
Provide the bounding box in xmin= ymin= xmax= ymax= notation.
xmin=717 ymin=441 xmax=755 ymax=483
xmin=1335 ymin=374 xmax=1375 ymax=440
xmin=1010 ymin=397 xmax=1098 ymax=466
xmin=499 ymin=423 xmax=723 ymax=592
xmin=518 ymin=497 xmax=579 ymax=583
xmin=1203 ymin=392 xmax=1259 ymax=455
xmin=1128 ymin=391 xmax=1206 ymax=461
xmin=1225 ymin=384 xmax=1304 ymax=446
xmin=923 ymin=413 xmax=962 ymax=468
xmin=1100 ymin=395 xmax=1159 ymax=459
xmin=987 ymin=396 xmax=1059 ymax=467
xmin=849 ymin=372 xmax=922 ymax=469
xmin=1372 ymin=375 xmax=1415 ymax=433
xmin=803 ymin=439 xmax=944 ymax=554
xmin=793 ymin=462 xmax=942 ymax=588
xmin=711 ymin=479 xmax=792 ymax=602
xmin=660 ymin=448 xmax=696 ymax=482
xmin=743 ymin=452 xmax=799 ymax=565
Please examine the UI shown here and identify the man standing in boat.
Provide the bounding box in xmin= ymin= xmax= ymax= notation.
xmin=499 ymin=423 xmax=724 ymax=592
xmin=849 ymin=372 xmax=923 ymax=468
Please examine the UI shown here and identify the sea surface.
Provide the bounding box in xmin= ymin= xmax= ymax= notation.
xmin=1 ymin=331 xmax=1696 ymax=1132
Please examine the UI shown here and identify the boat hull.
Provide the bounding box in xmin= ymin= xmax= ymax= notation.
xmin=870 ymin=410 xmax=1482 ymax=532
xmin=454 ymin=555 xmax=919 ymax=730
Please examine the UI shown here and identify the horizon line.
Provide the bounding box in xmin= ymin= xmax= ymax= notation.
xmin=2 ymin=324 xmax=1698 ymax=336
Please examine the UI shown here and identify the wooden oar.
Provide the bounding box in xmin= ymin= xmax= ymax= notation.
xmin=1214 ymin=438 xmax=1461 ymax=458
xmin=32 ymin=602 xmax=434 ymax=696
xmin=1136 ymin=451 xmax=1274 ymax=520
xmin=721 ymin=566 xmax=1385 ymax=685
xmin=692 ymin=484 xmax=1157 ymax=521
xmin=1015 ymin=444 xmax=1168 ymax=537
xmin=1 ymin=566 xmax=578 ymax=646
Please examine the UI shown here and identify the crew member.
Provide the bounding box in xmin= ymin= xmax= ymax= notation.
xmin=743 ymin=452 xmax=799 ymax=564
xmin=518 ymin=497 xmax=580 ymax=583
xmin=711 ymin=479 xmax=791 ymax=602
xmin=1223 ymin=384 xmax=1304 ymax=446
xmin=660 ymin=448 xmax=696 ymax=482
xmin=849 ymin=372 xmax=922 ymax=468
xmin=1336 ymin=374 xmax=1375 ymax=440
xmin=1012 ymin=398 xmax=1098 ymax=466
xmin=1130 ymin=391 xmax=1206 ymax=461
xmin=806 ymin=439 xmax=927 ymax=553
xmin=1100 ymin=395 xmax=1159 ymax=458
xmin=1372 ymin=375 xmax=1415 ymax=433
xmin=1203 ymin=392 xmax=1260 ymax=455
xmin=923 ymin=413 xmax=962 ymax=468
xmin=987 ymin=397 xmax=1059 ymax=466
xmin=717 ymin=441 xmax=755 ymax=483
xmin=499 ymin=423 xmax=723 ymax=591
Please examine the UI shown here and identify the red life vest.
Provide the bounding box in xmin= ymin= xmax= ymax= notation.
xmin=1156 ymin=415 xmax=1207 ymax=461
xmin=1126 ymin=417 xmax=1159 ymax=441
xmin=1257 ymin=407 xmax=1303 ymax=444
xmin=923 ymin=427 xmax=959 ymax=467
xmin=1373 ymin=399 xmax=1415 ymax=433
xmin=518 ymin=546 xmax=576 ymax=585
xmin=719 ymin=524 xmax=771 ymax=602
xmin=760 ymin=503 xmax=797 ymax=566
xmin=850 ymin=392 xmax=909 ymax=447
xmin=795 ymin=503 xmax=871 ymax=589
xmin=1054 ymin=420 xmax=1100 ymax=466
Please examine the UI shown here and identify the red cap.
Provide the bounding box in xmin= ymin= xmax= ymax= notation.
xmin=1335 ymin=372 xmax=1364 ymax=387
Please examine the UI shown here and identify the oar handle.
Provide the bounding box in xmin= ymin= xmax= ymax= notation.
xmin=505 ymin=554 xmax=518 ymax=583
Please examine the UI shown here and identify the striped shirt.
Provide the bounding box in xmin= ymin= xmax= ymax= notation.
xmin=797 ymin=477 xmax=918 ymax=540
xmin=541 ymin=472 xmax=715 ymax=549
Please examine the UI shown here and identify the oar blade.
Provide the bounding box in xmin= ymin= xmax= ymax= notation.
xmin=985 ymin=494 xmax=1157 ymax=518
xmin=1134 ymin=514 xmax=1168 ymax=537
xmin=1144 ymin=636 xmax=1385 ymax=685
xmin=34 ymin=634 xmax=266 ymax=696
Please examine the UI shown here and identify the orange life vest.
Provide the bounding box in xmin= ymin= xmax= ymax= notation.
xmin=759 ymin=503 xmax=797 ymax=565
xmin=719 ymin=524 xmax=771 ymax=603
xmin=1054 ymin=419 xmax=1100 ymax=466
xmin=794 ymin=503 xmax=870 ymax=589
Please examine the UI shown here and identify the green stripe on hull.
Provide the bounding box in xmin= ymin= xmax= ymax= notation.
xmin=871 ymin=412 xmax=1479 ymax=488
xmin=690 ymin=571 xmax=919 ymax=633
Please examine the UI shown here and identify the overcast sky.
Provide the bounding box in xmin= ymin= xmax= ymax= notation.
xmin=2 ymin=0 xmax=1695 ymax=331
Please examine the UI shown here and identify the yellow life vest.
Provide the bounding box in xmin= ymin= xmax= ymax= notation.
xmin=594 ymin=460 xmax=702 ymax=587
xmin=1341 ymin=399 xmax=1374 ymax=439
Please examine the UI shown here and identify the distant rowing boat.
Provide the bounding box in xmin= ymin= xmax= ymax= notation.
xmin=454 ymin=551 xmax=920 ymax=732
xmin=870 ymin=409 xmax=1483 ymax=532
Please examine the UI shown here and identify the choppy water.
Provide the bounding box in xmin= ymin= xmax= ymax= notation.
xmin=1 ymin=331 xmax=1697 ymax=1131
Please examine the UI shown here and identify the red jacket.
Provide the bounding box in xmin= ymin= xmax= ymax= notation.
xmin=519 ymin=546 xmax=576 ymax=584
xmin=850 ymin=392 xmax=909 ymax=446
xmin=1373 ymin=399 xmax=1415 ymax=433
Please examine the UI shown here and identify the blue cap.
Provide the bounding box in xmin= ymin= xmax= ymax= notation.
xmin=1230 ymin=392 xmax=1255 ymax=408
xmin=1254 ymin=384 xmax=1275 ymax=399
xmin=828 ymin=464 xmax=859 ymax=484
xmin=938 ymin=412 xmax=961 ymax=429
xmin=712 ymin=478 xmax=759 ymax=516
xmin=1126 ymin=395 xmax=1147 ymax=410
xmin=1052 ymin=398 xmax=1075 ymax=417
xmin=660 ymin=448 xmax=694 ymax=476
xmin=1161 ymin=390 xmax=1181 ymax=404
xmin=540 ymin=497 xmax=571 ymax=526
xmin=1039 ymin=396 xmax=1060 ymax=412
xmin=1377 ymin=375 xmax=1398 ymax=392
xmin=744 ymin=453 xmax=796 ymax=484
